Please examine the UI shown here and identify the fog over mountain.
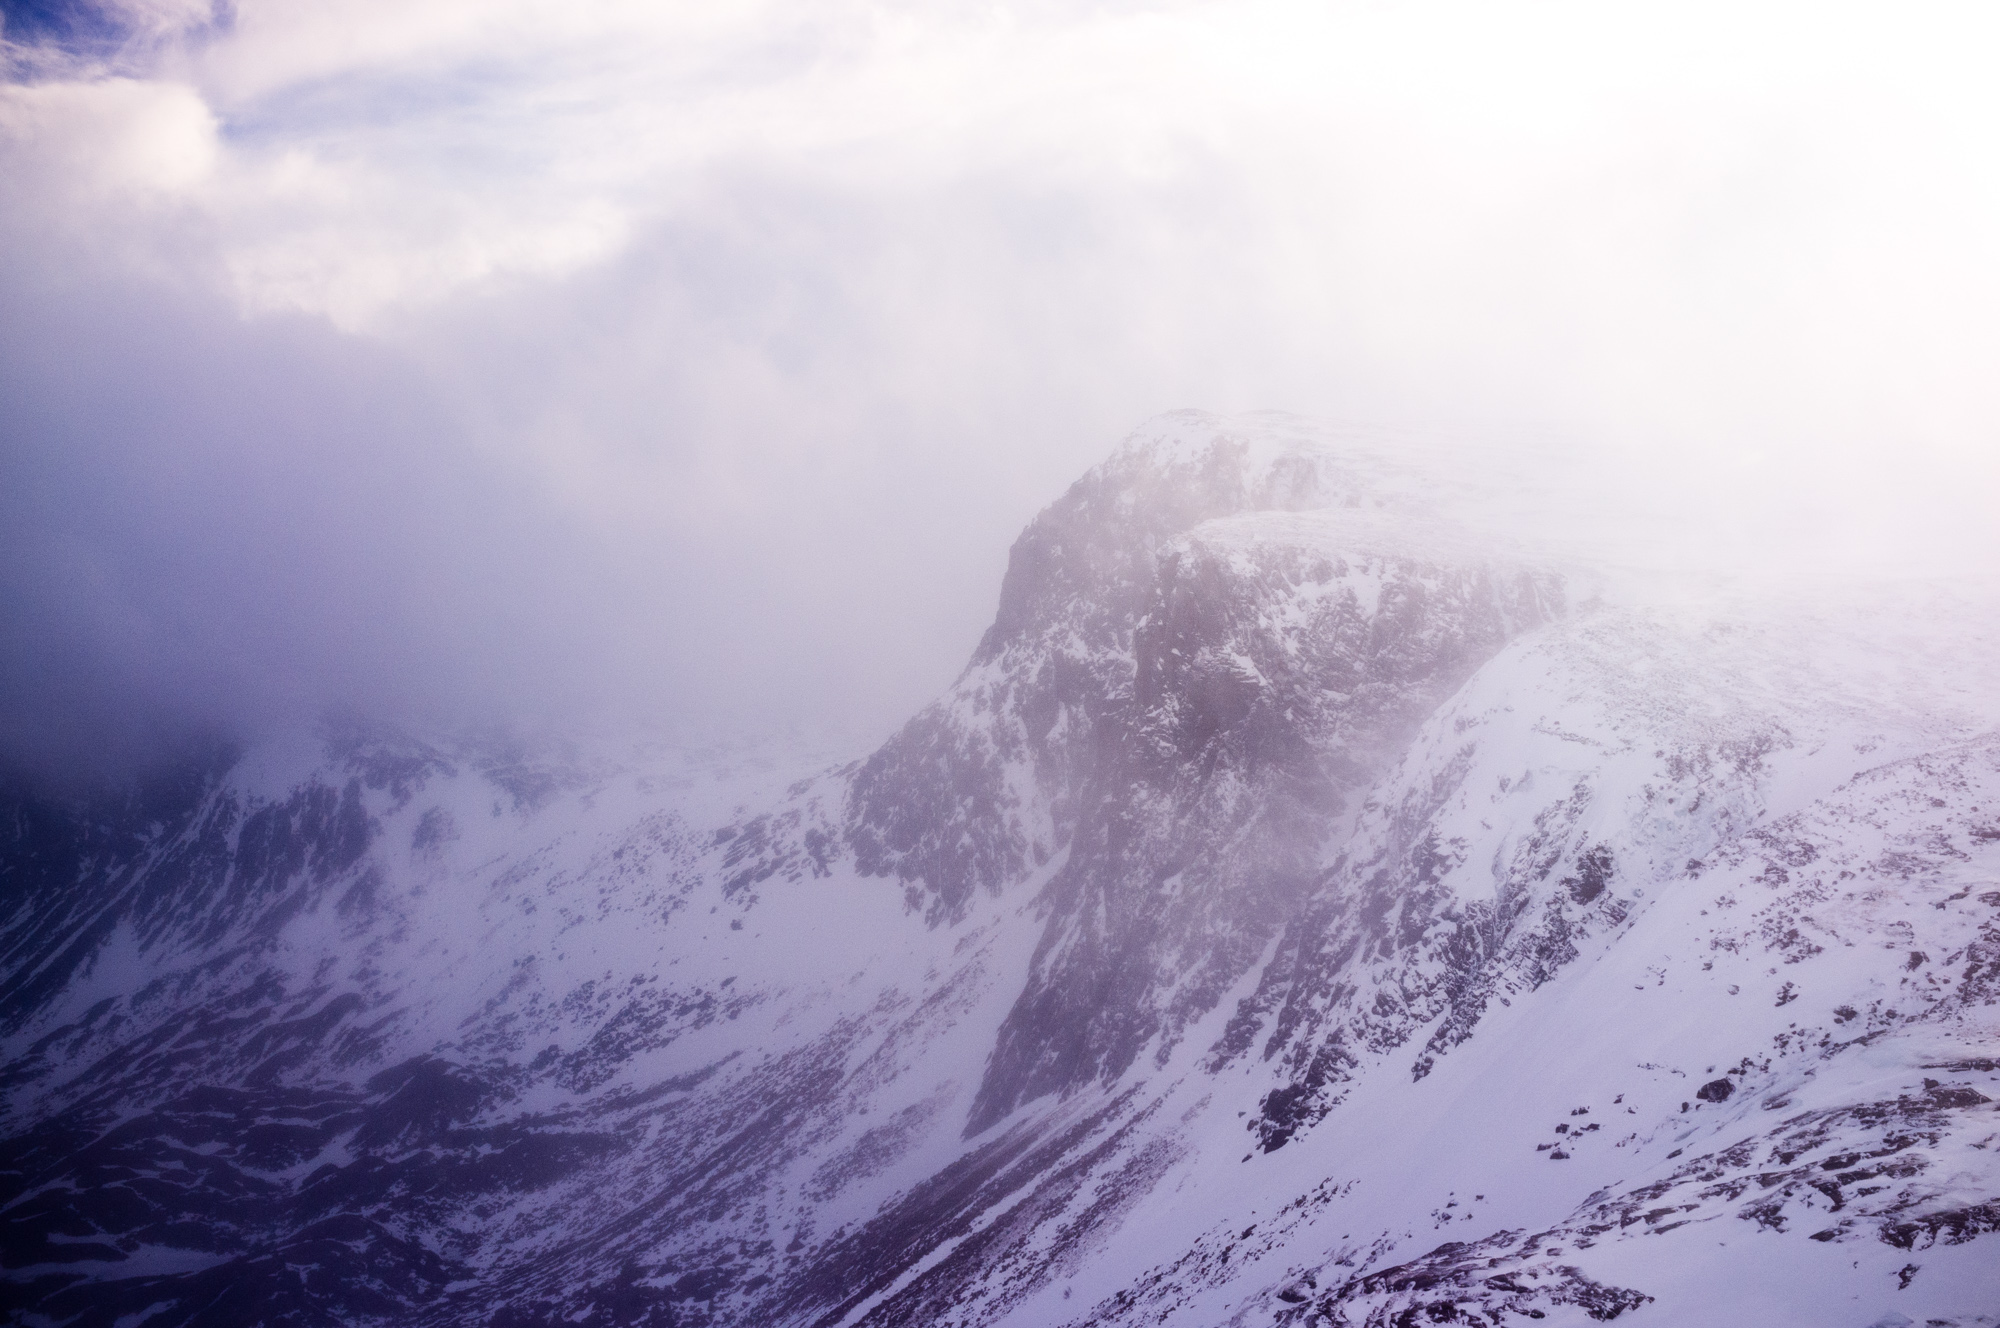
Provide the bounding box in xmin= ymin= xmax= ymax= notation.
xmin=5 ymin=0 xmax=2000 ymax=781
xmin=4 ymin=4 xmax=2000 ymax=1326
xmin=5 ymin=412 xmax=2000 ymax=1328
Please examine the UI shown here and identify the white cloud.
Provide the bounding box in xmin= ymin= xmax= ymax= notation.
xmin=0 ymin=76 xmax=216 ymax=198
xmin=4 ymin=0 xmax=1998 ymax=776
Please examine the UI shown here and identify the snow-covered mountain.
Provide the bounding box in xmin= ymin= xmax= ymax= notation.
xmin=4 ymin=411 xmax=1998 ymax=1327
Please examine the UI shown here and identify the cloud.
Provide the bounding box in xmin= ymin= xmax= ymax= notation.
xmin=0 ymin=256 xmax=523 ymax=776
xmin=4 ymin=0 xmax=1999 ymax=781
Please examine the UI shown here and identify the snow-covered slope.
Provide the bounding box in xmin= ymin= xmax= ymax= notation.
xmin=3 ymin=412 xmax=1996 ymax=1328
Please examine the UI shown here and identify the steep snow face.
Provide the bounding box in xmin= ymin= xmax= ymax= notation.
xmin=3 ymin=411 xmax=1998 ymax=1328
xmin=1051 ymin=718 xmax=2000 ymax=1328
xmin=1226 ymin=608 xmax=1842 ymax=1152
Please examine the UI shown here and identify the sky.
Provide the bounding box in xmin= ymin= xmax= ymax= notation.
xmin=3 ymin=0 xmax=1999 ymax=782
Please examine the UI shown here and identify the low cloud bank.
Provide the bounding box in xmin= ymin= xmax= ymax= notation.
xmin=5 ymin=1 xmax=1998 ymax=784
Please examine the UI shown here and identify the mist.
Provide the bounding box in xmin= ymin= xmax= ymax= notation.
xmin=5 ymin=0 xmax=1999 ymax=784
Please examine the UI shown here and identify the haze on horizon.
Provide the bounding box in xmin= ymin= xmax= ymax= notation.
xmin=4 ymin=0 xmax=1998 ymax=784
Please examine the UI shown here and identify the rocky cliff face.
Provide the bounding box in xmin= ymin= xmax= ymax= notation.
xmin=838 ymin=415 xmax=1563 ymax=1132
xmin=3 ymin=411 xmax=1997 ymax=1328
xmin=966 ymin=506 xmax=1559 ymax=1134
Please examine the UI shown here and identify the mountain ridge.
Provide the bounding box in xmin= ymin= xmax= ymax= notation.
xmin=3 ymin=411 xmax=1997 ymax=1327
